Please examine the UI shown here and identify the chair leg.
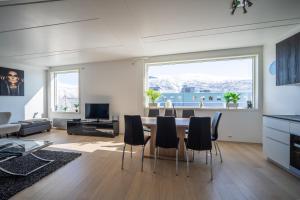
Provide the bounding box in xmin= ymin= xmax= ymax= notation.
xmin=206 ymin=151 xmax=208 ymax=164
xmin=176 ymin=149 xmax=179 ymax=176
xmin=210 ymin=150 xmax=213 ymax=181
xmin=192 ymin=150 xmax=195 ymax=162
xmin=214 ymin=142 xmax=218 ymax=155
xmin=131 ymin=145 xmax=133 ymax=158
xmin=216 ymin=142 xmax=223 ymax=163
xmin=185 ymin=146 xmax=189 ymax=177
xmin=153 ymin=147 xmax=157 ymax=173
xmin=121 ymin=144 xmax=126 ymax=170
xmin=141 ymin=145 xmax=145 ymax=172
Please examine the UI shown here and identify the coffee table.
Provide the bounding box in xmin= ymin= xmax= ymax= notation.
xmin=0 ymin=138 xmax=53 ymax=176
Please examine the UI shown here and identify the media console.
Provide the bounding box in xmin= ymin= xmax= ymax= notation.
xmin=67 ymin=120 xmax=119 ymax=138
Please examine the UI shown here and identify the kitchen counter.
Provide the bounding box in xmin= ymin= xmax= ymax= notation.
xmin=263 ymin=115 xmax=300 ymax=177
xmin=263 ymin=115 xmax=300 ymax=123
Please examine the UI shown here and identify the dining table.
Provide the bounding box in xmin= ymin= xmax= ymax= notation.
xmin=141 ymin=117 xmax=190 ymax=160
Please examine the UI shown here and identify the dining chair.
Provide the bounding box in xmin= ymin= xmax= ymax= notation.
xmin=184 ymin=117 xmax=213 ymax=179
xmin=182 ymin=109 xmax=195 ymax=118
xmin=148 ymin=109 xmax=160 ymax=117
xmin=164 ymin=109 xmax=177 ymax=117
xmin=182 ymin=110 xmax=195 ymax=148
xmin=122 ymin=115 xmax=151 ymax=171
xmin=154 ymin=116 xmax=179 ymax=175
xmin=211 ymin=112 xmax=223 ymax=162
xmin=144 ymin=109 xmax=160 ymax=133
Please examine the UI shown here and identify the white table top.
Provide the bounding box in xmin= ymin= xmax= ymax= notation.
xmin=141 ymin=117 xmax=190 ymax=128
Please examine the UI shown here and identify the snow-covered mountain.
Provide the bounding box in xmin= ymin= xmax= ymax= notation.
xmin=149 ymin=76 xmax=252 ymax=93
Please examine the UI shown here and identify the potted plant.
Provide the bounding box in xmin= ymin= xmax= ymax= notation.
xmin=199 ymin=96 xmax=205 ymax=108
xmin=165 ymin=99 xmax=172 ymax=108
xmin=63 ymin=106 xmax=68 ymax=112
xmin=224 ymin=92 xmax=240 ymax=109
xmin=146 ymin=89 xmax=161 ymax=107
xmin=74 ymin=104 xmax=80 ymax=112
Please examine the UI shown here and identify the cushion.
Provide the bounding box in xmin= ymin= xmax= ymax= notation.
xmin=0 ymin=112 xmax=11 ymax=125
xmin=0 ymin=124 xmax=21 ymax=136
xmin=19 ymin=118 xmax=48 ymax=123
xmin=20 ymin=121 xmax=50 ymax=129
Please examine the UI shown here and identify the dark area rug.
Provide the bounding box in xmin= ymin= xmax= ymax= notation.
xmin=0 ymin=150 xmax=81 ymax=200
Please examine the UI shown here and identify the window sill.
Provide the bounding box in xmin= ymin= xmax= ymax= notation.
xmin=50 ymin=112 xmax=81 ymax=114
xmin=144 ymin=107 xmax=259 ymax=112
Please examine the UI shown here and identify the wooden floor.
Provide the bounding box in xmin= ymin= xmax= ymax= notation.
xmin=11 ymin=129 xmax=300 ymax=200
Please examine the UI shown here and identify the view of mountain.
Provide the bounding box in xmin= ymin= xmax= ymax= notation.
xmin=149 ymin=76 xmax=252 ymax=93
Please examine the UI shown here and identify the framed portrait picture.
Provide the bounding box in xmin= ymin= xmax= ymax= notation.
xmin=0 ymin=67 xmax=24 ymax=96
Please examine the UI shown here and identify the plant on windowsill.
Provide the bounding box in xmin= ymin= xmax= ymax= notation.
xmin=199 ymin=96 xmax=205 ymax=108
xmin=74 ymin=104 xmax=80 ymax=112
xmin=224 ymin=92 xmax=240 ymax=109
xmin=63 ymin=106 xmax=68 ymax=112
xmin=146 ymin=89 xmax=161 ymax=108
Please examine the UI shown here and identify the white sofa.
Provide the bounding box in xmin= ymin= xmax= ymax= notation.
xmin=0 ymin=112 xmax=21 ymax=137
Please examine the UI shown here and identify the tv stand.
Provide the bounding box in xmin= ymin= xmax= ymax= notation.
xmin=67 ymin=120 xmax=119 ymax=138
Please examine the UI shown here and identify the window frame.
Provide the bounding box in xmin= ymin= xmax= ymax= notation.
xmin=144 ymin=55 xmax=258 ymax=110
xmin=50 ymin=69 xmax=80 ymax=113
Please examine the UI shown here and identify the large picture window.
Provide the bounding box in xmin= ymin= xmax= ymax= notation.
xmin=145 ymin=56 xmax=256 ymax=109
xmin=51 ymin=70 xmax=79 ymax=112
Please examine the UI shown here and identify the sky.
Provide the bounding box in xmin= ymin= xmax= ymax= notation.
xmin=148 ymin=58 xmax=253 ymax=81
xmin=56 ymin=72 xmax=79 ymax=86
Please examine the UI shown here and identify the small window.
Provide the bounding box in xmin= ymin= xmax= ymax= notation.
xmin=50 ymin=70 xmax=80 ymax=112
xmin=145 ymin=56 xmax=256 ymax=109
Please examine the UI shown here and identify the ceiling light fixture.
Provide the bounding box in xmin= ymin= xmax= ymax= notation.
xmin=231 ymin=0 xmax=253 ymax=15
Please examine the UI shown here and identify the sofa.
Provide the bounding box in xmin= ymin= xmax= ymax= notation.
xmin=0 ymin=112 xmax=21 ymax=137
xmin=18 ymin=119 xmax=51 ymax=136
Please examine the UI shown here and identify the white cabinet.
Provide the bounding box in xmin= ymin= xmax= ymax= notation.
xmin=263 ymin=117 xmax=290 ymax=133
xmin=263 ymin=117 xmax=291 ymax=169
xmin=264 ymin=126 xmax=290 ymax=145
xmin=263 ymin=127 xmax=290 ymax=169
xmin=289 ymin=122 xmax=300 ymax=136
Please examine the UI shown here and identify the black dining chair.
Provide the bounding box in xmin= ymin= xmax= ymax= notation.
xmin=211 ymin=112 xmax=223 ymax=162
xmin=183 ymin=109 xmax=195 ymax=146
xmin=182 ymin=109 xmax=195 ymax=118
xmin=148 ymin=109 xmax=160 ymax=117
xmin=164 ymin=109 xmax=177 ymax=117
xmin=144 ymin=109 xmax=160 ymax=133
xmin=154 ymin=116 xmax=179 ymax=175
xmin=184 ymin=117 xmax=213 ymax=179
xmin=121 ymin=115 xmax=151 ymax=171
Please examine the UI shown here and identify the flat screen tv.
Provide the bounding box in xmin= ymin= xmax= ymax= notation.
xmin=85 ymin=103 xmax=109 ymax=120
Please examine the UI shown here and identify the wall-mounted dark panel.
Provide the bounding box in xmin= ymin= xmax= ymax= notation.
xmin=276 ymin=32 xmax=300 ymax=86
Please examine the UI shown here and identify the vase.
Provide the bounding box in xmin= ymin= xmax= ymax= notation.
xmin=226 ymin=102 xmax=238 ymax=109
xmin=149 ymin=103 xmax=158 ymax=108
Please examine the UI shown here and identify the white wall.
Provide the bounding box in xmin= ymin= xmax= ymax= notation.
xmin=49 ymin=46 xmax=263 ymax=143
xmin=49 ymin=60 xmax=145 ymax=132
xmin=0 ymin=67 xmax=47 ymax=122
xmin=263 ymin=25 xmax=300 ymax=114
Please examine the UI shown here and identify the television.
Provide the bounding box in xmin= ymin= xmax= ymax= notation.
xmin=85 ymin=103 xmax=109 ymax=121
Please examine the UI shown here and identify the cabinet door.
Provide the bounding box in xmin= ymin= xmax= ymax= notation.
xmin=276 ymin=39 xmax=290 ymax=85
xmin=264 ymin=136 xmax=290 ymax=169
xmin=276 ymin=32 xmax=300 ymax=85
xmin=295 ymin=33 xmax=300 ymax=83
xmin=263 ymin=117 xmax=290 ymax=133
xmin=264 ymin=127 xmax=290 ymax=145
xmin=288 ymin=36 xmax=297 ymax=84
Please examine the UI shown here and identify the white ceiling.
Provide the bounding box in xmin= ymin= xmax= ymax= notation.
xmin=0 ymin=0 xmax=299 ymax=68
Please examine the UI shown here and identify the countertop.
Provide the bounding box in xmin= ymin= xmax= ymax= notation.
xmin=263 ymin=115 xmax=300 ymax=123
